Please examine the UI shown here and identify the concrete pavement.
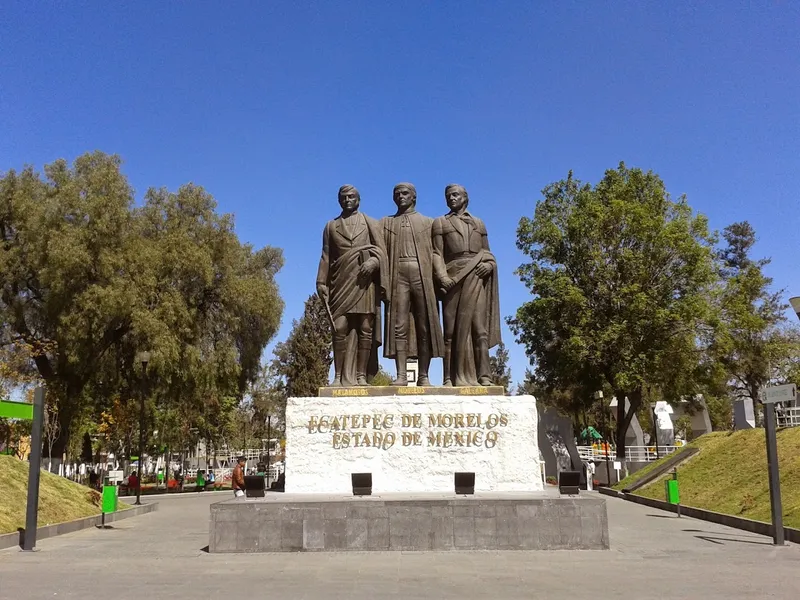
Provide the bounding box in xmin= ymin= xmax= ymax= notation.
xmin=1 ymin=491 xmax=798 ymax=599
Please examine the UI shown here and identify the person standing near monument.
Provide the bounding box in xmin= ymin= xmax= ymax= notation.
xmin=317 ymin=185 xmax=388 ymax=387
xmin=432 ymin=184 xmax=501 ymax=386
xmin=381 ymin=183 xmax=444 ymax=386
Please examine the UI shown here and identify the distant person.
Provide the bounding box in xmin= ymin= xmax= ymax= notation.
xmin=127 ymin=471 xmax=139 ymax=494
xmin=207 ymin=468 xmax=215 ymax=488
xmin=232 ymin=456 xmax=246 ymax=498
xmin=89 ymin=470 xmax=98 ymax=489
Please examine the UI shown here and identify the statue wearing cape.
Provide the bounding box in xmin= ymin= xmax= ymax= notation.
xmin=317 ymin=212 xmax=388 ymax=387
xmin=432 ymin=196 xmax=502 ymax=387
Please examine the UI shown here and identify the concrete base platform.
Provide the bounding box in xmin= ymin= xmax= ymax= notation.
xmin=209 ymin=492 xmax=609 ymax=553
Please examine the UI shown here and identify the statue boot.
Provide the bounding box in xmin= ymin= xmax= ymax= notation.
xmin=392 ymin=342 xmax=408 ymax=386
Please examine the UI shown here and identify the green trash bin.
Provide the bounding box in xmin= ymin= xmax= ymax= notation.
xmin=665 ymin=479 xmax=680 ymax=505
xmin=102 ymin=484 xmax=118 ymax=514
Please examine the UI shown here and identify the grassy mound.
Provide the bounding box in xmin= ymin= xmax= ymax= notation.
xmin=614 ymin=428 xmax=800 ymax=529
xmin=0 ymin=454 xmax=130 ymax=534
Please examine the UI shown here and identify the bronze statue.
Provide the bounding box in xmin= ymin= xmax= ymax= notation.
xmin=317 ymin=185 xmax=388 ymax=386
xmin=381 ymin=183 xmax=444 ymax=386
xmin=433 ymin=184 xmax=501 ymax=386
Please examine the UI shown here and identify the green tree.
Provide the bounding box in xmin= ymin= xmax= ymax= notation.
xmin=0 ymin=153 xmax=284 ymax=460
xmin=509 ymin=164 xmax=717 ymax=458
xmin=273 ymin=294 xmax=332 ymax=397
xmin=708 ymin=222 xmax=797 ymax=405
xmin=489 ymin=341 xmax=511 ymax=394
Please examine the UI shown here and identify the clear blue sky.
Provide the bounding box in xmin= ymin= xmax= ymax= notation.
xmin=2 ymin=2 xmax=799 ymax=386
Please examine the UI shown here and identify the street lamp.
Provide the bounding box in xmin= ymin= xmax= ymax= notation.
xmin=594 ymin=390 xmax=611 ymax=485
xmin=135 ymin=350 xmax=151 ymax=506
xmin=266 ymin=415 xmax=272 ymax=488
xmin=650 ymin=401 xmax=661 ymax=460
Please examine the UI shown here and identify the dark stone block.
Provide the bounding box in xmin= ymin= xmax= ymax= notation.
xmin=346 ymin=504 xmax=371 ymax=519
xmin=239 ymin=522 xmax=260 ymax=552
xmin=324 ymin=518 xmax=348 ymax=550
xmin=475 ymin=504 xmax=497 ymax=518
xmin=346 ymin=518 xmax=368 ymax=550
xmin=258 ymin=522 xmax=281 ymax=551
xmin=496 ymin=515 xmax=520 ymax=548
xmin=453 ymin=504 xmax=474 ymax=517
xmin=213 ymin=523 xmax=238 ymax=553
xmin=430 ymin=516 xmax=454 ymax=550
xmin=474 ymin=517 xmax=497 ymax=547
xmin=280 ymin=518 xmax=303 ymax=551
xmin=367 ymin=518 xmax=390 ymax=550
xmin=453 ymin=516 xmax=475 ymax=548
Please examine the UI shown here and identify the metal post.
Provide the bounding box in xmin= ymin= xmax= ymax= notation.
xmin=600 ymin=402 xmax=611 ymax=484
xmin=764 ymin=402 xmax=784 ymax=545
xmin=136 ymin=384 xmax=145 ymax=506
xmin=266 ymin=416 xmax=272 ymax=487
xmin=22 ymin=387 xmax=46 ymax=551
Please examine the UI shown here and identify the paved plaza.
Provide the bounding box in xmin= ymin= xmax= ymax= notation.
xmin=1 ymin=492 xmax=798 ymax=599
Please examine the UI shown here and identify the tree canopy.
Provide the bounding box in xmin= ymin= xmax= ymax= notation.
xmin=0 ymin=152 xmax=284 ymax=461
xmin=509 ymin=164 xmax=717 ymax=457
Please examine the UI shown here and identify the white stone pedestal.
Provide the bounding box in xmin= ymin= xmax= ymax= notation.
xmin=284 ymin=394 xmax=542 ymax=494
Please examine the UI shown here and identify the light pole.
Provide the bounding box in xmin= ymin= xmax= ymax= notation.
xmin=266 ymin=415 xmax=272 ymax=487
xmin=594 ymin=390 xmax=611 ymax=486
xmin=650 ymin=401 xmax=661 ymax=460
xmin=136 ymin=350 xmax=151 ymax=506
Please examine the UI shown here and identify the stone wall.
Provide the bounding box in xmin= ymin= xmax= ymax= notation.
xmin=209 ymin=494 xmax=609 ymax=552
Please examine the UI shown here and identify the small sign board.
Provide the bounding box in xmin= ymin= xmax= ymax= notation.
xmin=762 ymin=384 xmax=797 ymax=404
xmin=0 ymin=400 xmax=33 ymax=420
xmin=613 ymin=461 xmax=622 ymax=470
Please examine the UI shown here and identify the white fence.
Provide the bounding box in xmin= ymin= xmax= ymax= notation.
xmin=577 ymin=444 xmax=682 ymax=463
xmin=777 ymin=407 xmax=800 ymax=429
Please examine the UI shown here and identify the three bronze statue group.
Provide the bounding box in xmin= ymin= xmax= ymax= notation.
xmin=316 ymin=183 xmax=502 ymax=389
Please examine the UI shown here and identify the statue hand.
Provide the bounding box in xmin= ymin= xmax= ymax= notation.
xmin=475 ymin=262 xmax=492 ymax=279
xmin=317 ymin=284 xmax=329 ymax=301
xmin=441 ymin=277 xmax=456 ymax=292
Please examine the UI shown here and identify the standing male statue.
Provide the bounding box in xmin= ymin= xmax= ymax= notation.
xmin=317 ymin=185 xmax=388 ymax=387
xmin=432 ymin=184 xmax=501 ymax=386
xmin=381 ymin=183 xmax=444 ymax=386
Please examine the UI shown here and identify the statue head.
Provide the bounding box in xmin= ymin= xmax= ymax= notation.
xmin=338 ymin=184 xmax=360 ymax=214
xmin=393 ymin=183 xmax=417 ymax=212
xmin=445 ymin=184 xmax=469 ymax=213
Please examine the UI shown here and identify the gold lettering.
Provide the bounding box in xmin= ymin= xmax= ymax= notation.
xmin=455 ymin=413 xmax=465 ymax=428
xmin=485 ymin=431 xmax=498 ymax=448
xmin=427 ymin=432 xmax=442 ymax=447
xmin=332 ymin=432 xmax=342 ymax=448
xmin=486 ymin=414 xmax=499 ymax=429
xmin=454 ymin=432 xmax=465 ymax=446
xmin=428 ymin=414 xmax=438 ymax=427
xmin=353 ymin=432 xmax=363 ymax=445
xmin=398 ymin=386 xmax=425 ymax=395
xmin=341 ymin=433 xmax=351 ymax=447
xmin=402 ymin=414 xmax=413 ymax=427
xmin=383 ymin=432 xmax=396 ymax=449
xmin=360 ymin=433 xmax=371 ymax=447
xmin=473 ymin=431 xmax=483 ymax=446
xmin=413 ymin=432 xmax=422 ymax=446
xmin=402 ymin=432 xmax=414 ymax=446
xmin=499 ymin=414 xmax=509 ymax=427
xmin=384 ymin=414 xmax=394 ymax=429
xmin=466 ymin=414 xmax=477 ymax=427
xmin=441 ymin=413 xmax=453 ymax=427
xmin=332 ymin=388 xmax=368 ymax=397
xmin=443 ymin=431 xmax=453 ymax=447
xmin=352 ymin=415 xmax=361 ymax=428
xmin=307 ymin=416 xmax=319 ymax=434
xmin=331 ymin=416 xmax=341 ymax=431
xmin=371 ymin=432 xmax=382 ymax=447
xmin=319 ymin=416 xmax=329 ymax=433
xmin=413 ymin=414 xmax=422 ymax=428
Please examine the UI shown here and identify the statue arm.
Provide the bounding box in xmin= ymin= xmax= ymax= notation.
xmin=316 ymin=223 xmax=330 ymax=291
xmin=432 ymin=218 xmax=451 ymax=286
